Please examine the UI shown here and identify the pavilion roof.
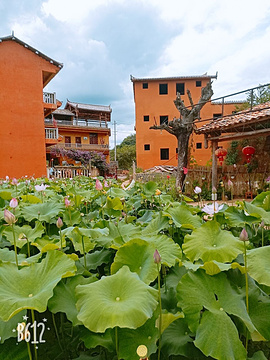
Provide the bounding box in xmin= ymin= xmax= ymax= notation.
xmin=66 ymin=100 xmax=112 ymax=113
xmin=196 ymin=101 xmax=270 ymax=136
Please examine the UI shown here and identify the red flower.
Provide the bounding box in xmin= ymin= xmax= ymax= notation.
xmin=183 ymin=167 xmax=188 ymax=175
xmin=167 ymin=175 xmax=170 ymax=179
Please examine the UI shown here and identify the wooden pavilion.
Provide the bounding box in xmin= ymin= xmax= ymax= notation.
xmin=195 ymin=101 xmax=270 ymax=191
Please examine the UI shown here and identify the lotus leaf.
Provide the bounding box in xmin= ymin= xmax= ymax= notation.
xmin=0 ymin=310 xmax=26 ymax=343
xmin=245 ymin=202 xmax=270 ymax=224
xmin=3 ymin=221 xmax=45 ymax=248
xmin=164 ymin=204 xmax=202 ymax=229
xmin=183 ymin=221 xmax=244 ymax=263
xmin=76 ymin=266 xmax=158 ymax=332
xmin=225 ymin=207 xmax=260 ymax=227
xmin=111 ymin=239 xmax=158 ymax=284
xmin=177 ymin=270 xmax=255 ymax=360
xmin=0 ymin=250 xmax=76 ymax=320
xmin=21 ymin=202 xmax=64 ymax=222
xmin=247 ymin=246 xmax=270 ymax=286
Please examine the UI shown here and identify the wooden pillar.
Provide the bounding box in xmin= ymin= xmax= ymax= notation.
xmin=212 ymin=140 xmax=218 ymax=190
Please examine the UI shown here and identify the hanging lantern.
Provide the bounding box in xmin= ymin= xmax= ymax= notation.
xmin=242 ymin=146 xmax=255 ymax=163
xmin=215 ymin=147 xmax=227 ymax=165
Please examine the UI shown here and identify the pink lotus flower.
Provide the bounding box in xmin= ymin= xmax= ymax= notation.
xmin=153 ymin=249 xmax=161 ymax=264
xmin=35 ymin=184 xmax=48 ymax=192
xmin=228 ymin=180 xmax=233 ymax=187
xmin=95 ymin=179 xmax=103 ymax=190
xmin=183 ymin=167 xmax=188 ymax=175
xmin=194 ymin=186 xmax=202 ymax=194
xmin=11 ymin=178 xmax=18 ymax=186
xmin=202 ymin=203 xmax=223 ymax=215
xmin=4 ymin=209 xmax=16 ymax=225
xmin=239 ymin=228 xmax=248 ymax=242
xmin=64 ymin=197 xmax=71 ymax=207
xmin=56 ymin=217 xmax=63 ymax=229
xmin=9 ymin=198 xmax=18 ymax=208
xmin=104 ymin=180 xmax=109 ymax=188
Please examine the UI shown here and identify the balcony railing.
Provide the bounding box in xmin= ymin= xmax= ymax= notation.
xmin=57 ymin=143 xmax=109 ymax=151
xmin=43 ymin=92 xmax=56 ymax=104
xmin=45 ymin=118 xmax=108 ymax=129
xmin=45 ymin=128 xmax=58 ymax=139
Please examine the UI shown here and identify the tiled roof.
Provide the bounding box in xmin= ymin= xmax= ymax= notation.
xmin=0 ymin=35 xmax=63 ymax=68
xmin=66 ymin=100 xmax=112 ymax=113
xmin=196 ymin=102 xmax=270 ymax=134
xmin=52 ymin=109 xmax=74 ymax=116
xmin=130 ymin=73 xmax=218 ymax=82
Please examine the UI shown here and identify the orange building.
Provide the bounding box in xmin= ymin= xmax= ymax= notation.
xmin=131 ymin=75 xmax=240 ymax=169
xmin=0 ymin=34 xmax=62 ymax=179
xmin=45 ymin=101 xmax=111 ymax=165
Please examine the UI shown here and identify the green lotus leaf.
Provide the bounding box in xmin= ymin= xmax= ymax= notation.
xmin=31 ymin=235 xmax=63 ymax=251
xmin=160 ymin=311 xmax=184 ymax=334
xmin=252 ymin=191 xmax=270 ymax=209
xmin=142 ymin=212 xmax=169 ymax=235
xmin=195 ymin=310 xmax=246 ymax=360
xmin=3 ymin=221 xmax=45 ymax=248
xmin=0 ymin=310 xmax=26 ymax=343
xmin=62 ymin=208 xmax=82 ymax=226
xmin=107 ymin=187 xmax=128 ymax=198
xmin=48 ymin=275 xmax=96 ymax=326
xmin=143 ymin=181 xmax=158 ymax=195
xmin=245 ymin=202 xmax=270 ymax=224
xmin=62 ymin=227 xmax=95 ymax=253
xmin=225 ymin=207 xmax=259 ymax=227
xmin=78 ymin=248 xmax=113 ymax=270
xmin=140 ymin=234 xmax=182 ymax=267
xmin=111 ymin=239 xmax=158 ymax=284
xmin=0 ymin=250 xmax=76 ymax=321
xmin=164 ymin=204 xmax=202 ymax=229
xmin=0 ymin=337 xmax=28 ymax=359
xmin=80 ymin=327 xmax=114 ymax=352
xmin=0 ymin=248 xmax=26 ymax=264
xmin=76 ymin=266 xmax=158 ymax=332
xmin=183 ymin=221 xmax=244 ymax=263
xmin=21 ymin=201 xmax=64 ymax=222
xmin=20 ymin=194 xmax=42 ymax=203
xmin=247 ymin=246 xmax=270 ymax=286
xmin=249 ymin=287 xmax=270 ymax=341
xmin=161 ymin=318 xmax=195 ymax=357
xmin=0 ymin=190 xmax=12 ymax=200
xmin=177 ymin=270 xmax=255 ymax=359
xmin=105 ymin=196 xmax=123 ymax=210
xmin=248 ymin=351 xmax=268 ymax=360
xmin=118 ymin=313 xmax=159 ymax=360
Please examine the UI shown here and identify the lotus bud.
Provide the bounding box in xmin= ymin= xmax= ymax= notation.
xmin=11 ymin=178 xmax=18 ymax=186
xmin=64 ymin=197 xmax=71 ymax=207
xmin=9 ymin=198 xmax=18 ymax=208
xmin=240 ymin=228 xmax=248 ymax=242
xmin=56 ymin=217 xmax=63 ymax=229
xmin=153 ymin=249 xmax=161 ymax=264
xmin=4 ymin=209 xmax=16 ymax=225
xmin=228 ymin=180 xmax=233 ymax=188
xmin=260 ymin=221 xmax=265 ymax=228
xmin=95 ymin=179 xmax=103 ymax=190
xmin=104 ymin=180 xmax=109 ymax=188
xmin=212 ymin=187 xmax=217 ymax=194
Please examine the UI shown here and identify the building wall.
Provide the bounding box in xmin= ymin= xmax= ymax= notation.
xmin=133 ymin=77 xmax=238 ymax=169
xmin=0 ymin=40 xmax=59 ymax=179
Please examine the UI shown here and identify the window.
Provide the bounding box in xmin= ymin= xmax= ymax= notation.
xmin=196 ymin=80 xmax=202 ymax=87
xmin=143 ymin=115 xmax=149 ymax=122
xmin=176 ymin=83 xmax=185 ymax=95
xmin=142 ymin=82 xmax=148 ymax=89
xmin=159 ymin=83 xmax=168 ymax=95
xmin=213 ymin=113 xmax=222 ymax=120
xmin=196 ymin=142 xmax=202 ymax=149
xmin=75 ymin=137 xmax=82 ymax=147
xmin=90 ymin=133 xmax=98 ymax=144
xmin=144 ymin=144 xmax=150 ymax=151
xmin=160 ymin=148 xmax=169 ymax=160
xmin=160 ymin=115 xmax=168 ymax=125
xmin=176 ymin=148 xmax=178 ymax=153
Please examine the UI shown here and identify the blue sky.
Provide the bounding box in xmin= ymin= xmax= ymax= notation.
xmin=1 ymin=0 xmax=270 ymax=146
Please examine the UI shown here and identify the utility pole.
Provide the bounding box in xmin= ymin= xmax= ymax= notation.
xmin=114 ymin=121 xmax=117 ymax=161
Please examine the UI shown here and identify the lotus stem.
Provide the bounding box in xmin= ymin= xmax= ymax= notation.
xmin=11 ymin=224 xmax=19 ymax=268
xmin=52 ymin=313 xmax=63 ymax=351
xmin=115 ymin=326 xmax=119 ymax=360
xmin=262 ymin=226 xmax=264 ymax=247
xmin=31 ymin=310 xmax=38 ymax=360
xmin=82 ymin=236 xmax=87 ymax=268
xmin=27 ymin=341 xmax=33 ymax=360
xmin=59 ymin=228 xmax=63 ymax=251
xmin=244 ymin=242 xmax=249 ymax=350
xmin=157 ymin=263 xmax=162 ymax=360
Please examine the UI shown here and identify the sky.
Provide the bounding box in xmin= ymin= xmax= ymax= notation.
xmin=1 ymin=0 xmax=270 ymax=147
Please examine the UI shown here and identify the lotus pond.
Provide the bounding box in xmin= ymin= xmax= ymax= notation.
xmin=0 ymin=177 xmax=269 ymax=360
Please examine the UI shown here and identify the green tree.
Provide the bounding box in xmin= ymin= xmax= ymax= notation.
xmin=110 ymin=134 xmax=136 ymax=169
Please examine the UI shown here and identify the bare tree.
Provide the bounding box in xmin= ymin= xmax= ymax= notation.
xmin=150 ymin=81 xmax=213 ymax=189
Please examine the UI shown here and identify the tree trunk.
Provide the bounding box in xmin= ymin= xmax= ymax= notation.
xmin=176 ymin=129 xmax=192 ymax=189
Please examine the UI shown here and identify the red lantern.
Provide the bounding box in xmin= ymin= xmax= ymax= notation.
xmin=215 ymin=147 xmax=227 ymax=165
xmin=242 ymin=146 xmax=255 ymax=163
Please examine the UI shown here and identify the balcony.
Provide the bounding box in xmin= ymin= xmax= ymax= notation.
xmin=44 ymin=118 xmax=109 ymax=129
xmin=56 ymin=143 xmax=109 ymax=151
xmin=43 ymin=92 xmax=56 ymax=104
xmin=45 ymin=128 xmax=59 ymax=145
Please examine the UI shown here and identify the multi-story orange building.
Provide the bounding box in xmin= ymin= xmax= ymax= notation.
xmin=45 ymin=100 xmax=111 ymax=165
xmin=0 ymin=34 xmax=62 ymax=179
xmin=131 ymin=75 xmax=240 ymax=169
